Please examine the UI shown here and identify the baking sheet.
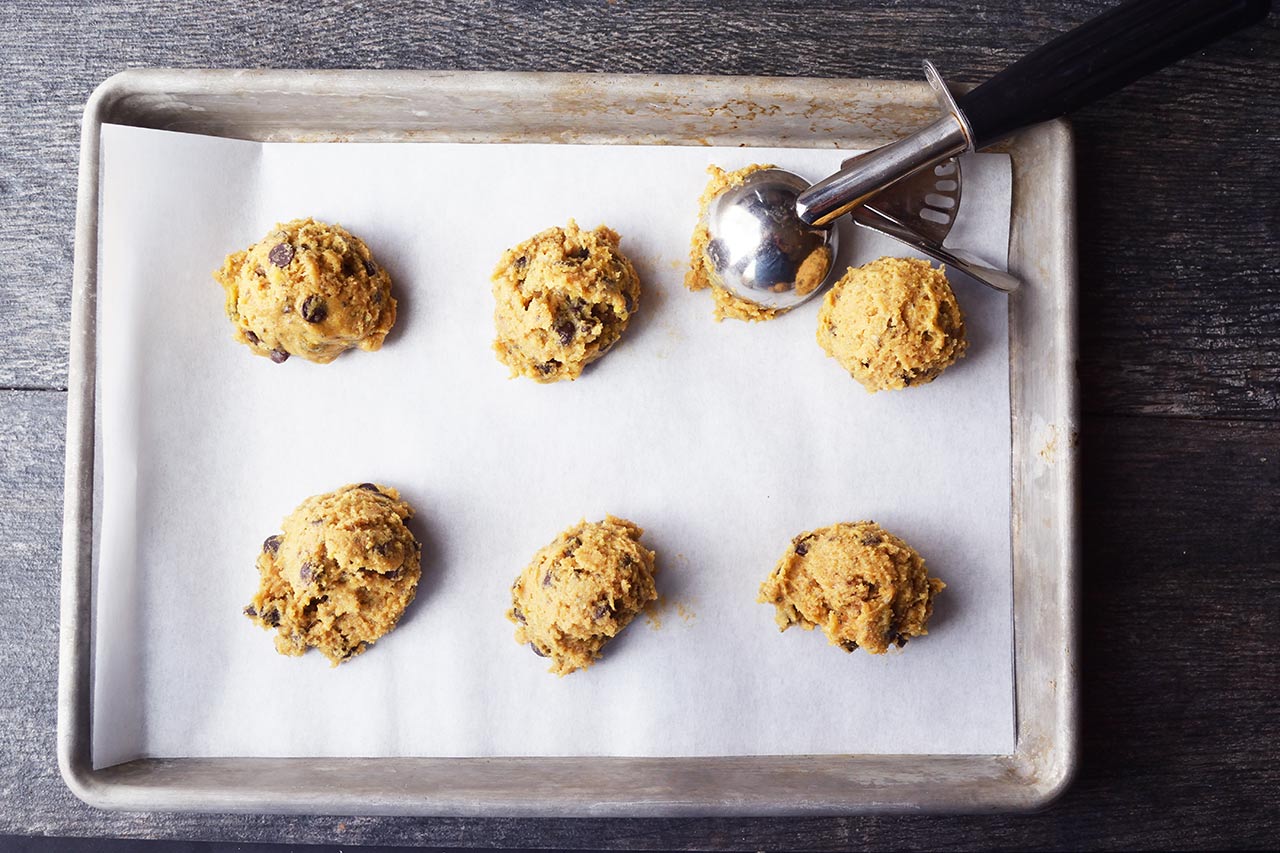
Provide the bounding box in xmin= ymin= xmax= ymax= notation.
xmin=92 ymin=123 xmax=1013 ymax=767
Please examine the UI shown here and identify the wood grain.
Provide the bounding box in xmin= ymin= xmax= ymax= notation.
xmin=2 ymin=0 xmax=1279 ymax=849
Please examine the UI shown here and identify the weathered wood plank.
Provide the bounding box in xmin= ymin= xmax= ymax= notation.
xmin=4 ymin=391 xmax=1276 ymax=847
xmin=1 ymin=1 xmax=1277 ymax=419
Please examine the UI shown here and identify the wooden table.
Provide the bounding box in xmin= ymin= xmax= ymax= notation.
xmin=2 ymin=1 xmax=1277 ymax=848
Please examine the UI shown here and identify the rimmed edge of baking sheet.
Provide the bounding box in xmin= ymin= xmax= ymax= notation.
xmin=60 ymin=68 xmax=1077 ymax=816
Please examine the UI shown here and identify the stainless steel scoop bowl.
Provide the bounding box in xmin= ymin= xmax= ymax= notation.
xmin=701 ymin=170 xmax=838 ymax=311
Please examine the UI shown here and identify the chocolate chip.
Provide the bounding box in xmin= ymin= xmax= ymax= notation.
xmin=358 ymin=483 xmax=380 ymax=492
xmin=514 ymin=255 xmax=528 ymax=269
xmin=268 ymin=243 xmax=294 ymax=267
xmin=535 ymin=361 xmax=556 ymax=375
xmin=512 ymin=606 xmax=526 ymax=624
xmin=569 ymin=246 xmax=590 ymax=261
xmin=372 ymin=290 xmax=382 ymax=304
xmin=385 ymin=568 xmax=402 ymax=581
xmin=623 ymin=290 xmax=635 ymax=313
xmin=895 ymin=634 xmax=909 ymax=648
xmin=243 ymin=605 xmax=257 ymax=618
xmin=554 ymin=318 xmax=575 ymax=346
xmin=374 ymin=541 xmax=394 ymax=556
xmin=620 ymin=554 xmax=635 ymax=568
xmin=299 ymin=562 xmax=313 ymax=583
xmin=592 ymin=603 xmax=611 ymax=620
xmin=529 ymin=643 xmax=547 ymax=658
xmin=364 ymin=258 xmax=377 ymax=276
xmin=861 ymin=533 xmax=883 ymax=546
xmin=301 ymin=295 xmax=328 ymax=323
xmin=264 ymin=608 xmax=281 ymax=627
xmin=794 ymin=535 xmax=813 ymax=557
xmin=254 ymin=266 xmax=266 ymax=277
xmin=900 ymin=371 xmax=913 ymax=387
xmin=243 ymin=329 xmax=260 ymax=345
xmin=262 ymin=535 xmax=282 ymax=554
xmin=839 ymin=640 xmax=858 ymax=652
xmin=269 ymin=348 xmax=290 ymax=364
xmin=341 ymin=254 xmax=360 ymax=276
xmin=542 ymin=570 xmax=553 ymax=588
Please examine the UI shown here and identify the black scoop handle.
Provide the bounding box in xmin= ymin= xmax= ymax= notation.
xmin=957 ymin=0 xmax=1271 ymax=148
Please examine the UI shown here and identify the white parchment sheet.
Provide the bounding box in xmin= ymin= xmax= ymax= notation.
xmin=93 ymin=124 xmax=1014 ymax=767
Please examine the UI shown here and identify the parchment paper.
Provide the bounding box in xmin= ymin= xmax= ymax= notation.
xmin=93 ymin=124 xmax=1014 ymax=767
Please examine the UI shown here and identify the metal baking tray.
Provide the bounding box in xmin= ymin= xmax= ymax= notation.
xmin=60 ymin=69 xmax=1078 ymax=815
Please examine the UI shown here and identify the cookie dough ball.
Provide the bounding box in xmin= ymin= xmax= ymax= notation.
xmin=245 ymin=483 xmax=421 ymax=665
xmin=816 ymin=257 xmax=967 ymax=391
xmin=214 ymin=218 xmax=397 ymax=364
xmin=507 ymin=516 xmax=657 ymax=675
xmin=758 ymin=521 xmax=944 ymax=655
xmin=490 ymin=220 xmax=641 ymax=383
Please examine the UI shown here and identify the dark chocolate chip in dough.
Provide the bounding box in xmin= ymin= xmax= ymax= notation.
xmin=243 ymin=329 xmax=260 ymax=345
xmin=243 ymin=605 xmax=257 ymax=618
xmin=254 ymin=266 xmax=266 ymax=277
xmin=269 ymin=348 xmax=290 ymax=364
xmin=357 ymin=483 xmax=380 ymax=492
xmin=554 ymin=318 xmax=576 ymax=346
xmin=363 ymin=257 xmax=377 ymax=276
xmin=264 ymin=608 xmax=281 ymax=627
xmin=301 ymin=295 xmax=328 ymax=324
xmin=268 ymin=243 xmax=295 ymax=267
xmin=512 ymin=606 xmax=526 ymax=624
xmin=374 ymin=540 xmax=394 ymax=556
xmin=861 ymin=533 xmax=883 ymax=546
xmin=514 ymin=255 xmax=528 ymax=269
xmin=623 ymin=290 xmax=635 ymax=313
xmin=592 ymin=603 xmax=612 ymax=621
xmin=263 ymin=534 xmax=282 ymax=554
xmin=299 ymin=562 xmax=313 ymax=584
xmin=542 ymin=570 xmax=554 ymax=588
xmin=569 ymin=246 xmax=590 ymax=261
xmin=529 ymin=643 xmax=547 ymax=657
xmin=839 ymin=640 xmax=859 ymax=652
xmin=535 ymin=361 xmax=557 ymax=375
